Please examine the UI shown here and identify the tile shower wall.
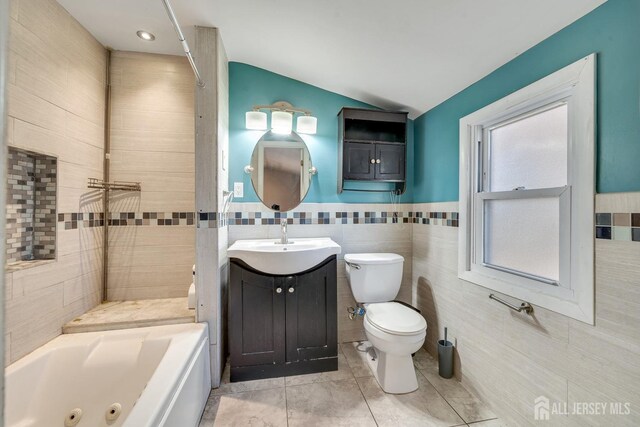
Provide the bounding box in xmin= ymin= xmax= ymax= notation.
xmin=412 ymin=197 xmax=640 ymax=426
xmin=228 ymin=202 xmax=414 ymax=343
xmin=107 ymin=51 xmax=195 ymax=301
xmin=6 ymin=149 xmax=35 ymax=262
xmin=33 ymin=154 xmax=56 ymax=258
xmin=5 ymin=0 xmax=106 ymax=365
xmin=6 ymin=148 xmax=57 ymax=263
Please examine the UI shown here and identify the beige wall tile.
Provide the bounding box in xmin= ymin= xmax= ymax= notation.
xmin=65 ymin=111 xmax=104 ymax=149
xmin=9 ymin=18 xmax=67 ymax=88
xmin=107 ymin=191 xmax=194 ymax=213
xmin=109 ymin=151 xmax=194 ymax=174
xmin=8 ymin=83 xmax=66 ymax=134
xmin=108 ymin=244 xmax=194 ymax=268
xmin=108 ymin=264 xmax=192 ymax=289
xmin=6 ymin=0 xmax=106 ymax=365
xmin=5 ymin=272 xmax=14 ymax=302
xmin=412 ymin=198 xmax=640 ymax=426
xmin=12 ymin=119 xmax=103 ymax=170
xmin=110 ymin=129 xmax=194 ymax=154
xmin=57 ymin=227 xmax=103 ymax=257
xmin=107 ymin=51 xmax=194 ymax=299
xmin=57 ymin=163 xmax=103 ymax=190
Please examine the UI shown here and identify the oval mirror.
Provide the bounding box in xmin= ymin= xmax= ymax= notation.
xmin=249 ymin=131 xmax=313 ymax=212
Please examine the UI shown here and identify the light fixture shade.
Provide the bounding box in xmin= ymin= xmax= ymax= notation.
xmin=296 ymin=115 xmax=317 ymax=134
xmin=271 ymin=111 xmax=293 ymax=134
xmin=245 ymin=111 xmax=267 ymax=130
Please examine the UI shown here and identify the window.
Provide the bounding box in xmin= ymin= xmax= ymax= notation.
xmin=458 ymin=54 xmax=595 ymax=324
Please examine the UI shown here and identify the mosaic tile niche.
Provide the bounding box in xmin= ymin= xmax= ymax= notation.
xmin=6 ymin=147 xmax=57 ymax=264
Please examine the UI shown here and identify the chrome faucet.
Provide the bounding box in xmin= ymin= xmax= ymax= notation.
xmin=280 ymin=219 xmax=288 ymax=244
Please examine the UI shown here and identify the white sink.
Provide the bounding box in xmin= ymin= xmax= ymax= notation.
xmin=227 ymin=238 xmax=341 ymax=275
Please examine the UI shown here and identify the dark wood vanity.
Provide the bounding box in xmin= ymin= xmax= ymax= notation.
xmin=228 ymin=256 xmax=338 ymax=382
xmin=338 ymin=107 xmax=408 ymax=193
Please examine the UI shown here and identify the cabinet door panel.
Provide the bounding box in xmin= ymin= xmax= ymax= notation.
xmin=230 ymin=262 xmax=285 ymax=367
xmin=286 ymin=258 xmax=337 ymax=362
xmin=375 ymin=143 xmax=405 ymax=181
xmin=343 ymin=142 xmax=375 ymax=180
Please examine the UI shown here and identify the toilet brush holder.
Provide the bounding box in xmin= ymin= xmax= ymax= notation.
xmin=438 ymin=327 xmax=454 ymax=379
xmin=438 ymin=339 xmax=454 ymax=378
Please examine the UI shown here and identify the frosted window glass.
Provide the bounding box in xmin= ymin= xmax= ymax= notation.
xmin=484 ymin=198 xmax=559 ymax=281
xmin=489 ymin=104 xmax=567 ymax=192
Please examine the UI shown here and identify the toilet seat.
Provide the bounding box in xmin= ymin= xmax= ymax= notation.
xmin=365 ymin=302 xmax=427 ymax=336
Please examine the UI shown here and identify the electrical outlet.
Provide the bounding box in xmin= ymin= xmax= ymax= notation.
xmin=233 ymin=182 xmax=243 ymax=198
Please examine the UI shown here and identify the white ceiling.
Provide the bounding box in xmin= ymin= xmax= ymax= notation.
xmin=57 ymin=0 xmax=605 ymax=118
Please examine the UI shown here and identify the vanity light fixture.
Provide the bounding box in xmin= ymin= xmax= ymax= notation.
xmin=136 ymin=30 xmax=156 ymax=41
xmin=245 ymin=111 xmax=267 ymax=130
xmin=245 ymin=101 xmax=317 ymax=135
xmin=296 ymin=115 xmax=317 ymax=134
xmin=271 ymin=111 xmax=293 ymax=134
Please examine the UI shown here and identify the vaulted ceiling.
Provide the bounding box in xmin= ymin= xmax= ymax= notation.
xmin=57 ymin=0 xmax=606 ymax=117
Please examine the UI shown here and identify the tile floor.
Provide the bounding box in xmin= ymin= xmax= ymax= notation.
xmin=199 ymin=342 xmax=504 ymax=427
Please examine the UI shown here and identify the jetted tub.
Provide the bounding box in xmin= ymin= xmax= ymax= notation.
xmin=5 ymin=323 xmax=211 ymax=427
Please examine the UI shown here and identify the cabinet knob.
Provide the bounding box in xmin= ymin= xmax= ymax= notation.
xmin=288 ymin=287 xmax=295 ymax=293
xmin=370 ymin=159 xmax=376 ymax=164
xmin=276 ymin=287 xmax=283 ymax=294
xmin=376 ymin=159 xmax=381 ymax=164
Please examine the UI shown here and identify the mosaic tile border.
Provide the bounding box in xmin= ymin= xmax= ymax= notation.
xmin=52 ymin=209 xmax=640 ymax=243
xmin=224 ymin=211 xmax=459 ymax=227
xmin=595 ymin=212 xmax=640 ymax=242
xmin=57 ymin=212 xmax=104 ymax=230
xmin=55 ymin=210 xmax=461 ymax=230
xmin=57 ymin=212 xmax=196 ymax=229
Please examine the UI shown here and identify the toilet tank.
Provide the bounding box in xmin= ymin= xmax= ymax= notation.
xmin=344 ymin=253 xmax=404 ymax=303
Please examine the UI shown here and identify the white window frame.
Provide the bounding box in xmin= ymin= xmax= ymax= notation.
xmin=458 ymin=54 xmax=595 ymax=324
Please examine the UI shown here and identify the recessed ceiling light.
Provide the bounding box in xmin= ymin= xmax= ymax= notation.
xmin=136 ymin=30 xmax=155 ymax=41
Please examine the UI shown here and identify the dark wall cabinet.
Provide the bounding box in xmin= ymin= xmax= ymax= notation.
xmin=229 ymin=256 xmax=337 ymax=382
xmin=338 ymin=107 xmax=408 ymax=192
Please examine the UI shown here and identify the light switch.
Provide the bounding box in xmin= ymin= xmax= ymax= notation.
xmin=233 ymin=182 xmax=243 ymax=198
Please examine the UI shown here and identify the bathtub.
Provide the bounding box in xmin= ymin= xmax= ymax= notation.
xmin=5 ymin=323 xmax=211 ymax=427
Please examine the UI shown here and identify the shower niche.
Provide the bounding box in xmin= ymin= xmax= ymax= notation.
xmin=5 ymin=147 xmax=57 ymax=268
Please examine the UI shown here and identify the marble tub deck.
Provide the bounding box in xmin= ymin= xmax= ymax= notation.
xmin=62 ymin=297 xmax=195 ymax=333
xmin=200 ymin=343 xmax=502 ymax=427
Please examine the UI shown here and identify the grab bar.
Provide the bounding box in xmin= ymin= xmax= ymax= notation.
xmin=489 ymin=294 xmax=533 ymax=315
xmin=345 ymin=261 xmax=361 ymax=270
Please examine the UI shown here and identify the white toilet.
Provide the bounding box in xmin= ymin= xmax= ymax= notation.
xmin=345 ymin=253 xmax=427 ymax=394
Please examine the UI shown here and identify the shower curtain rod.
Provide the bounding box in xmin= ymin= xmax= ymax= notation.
xmin=161 ymin=0 xmax=205 ymax=88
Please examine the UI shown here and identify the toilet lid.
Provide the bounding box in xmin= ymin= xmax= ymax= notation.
xmin=344 ymin=253 xmax=404 ymax=265
xmin=365 ymin=302 xmax=427 ymax=335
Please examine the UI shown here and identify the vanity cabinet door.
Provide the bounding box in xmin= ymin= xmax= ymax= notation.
xmin=285 ymin=258 xmax=337 ymax=362
xmin=229 ymin=262 xmax=286 ymax=367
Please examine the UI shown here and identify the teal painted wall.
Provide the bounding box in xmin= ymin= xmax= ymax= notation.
xmin=229 ymin=62 xmax=414 ymax=204
xmin=413 ymin=0 xmax=640 ymax=202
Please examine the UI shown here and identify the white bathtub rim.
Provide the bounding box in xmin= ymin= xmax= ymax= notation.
xmin=5 ymin=323 xmax=211 ymax=427
xmin=123 ymin=324 xmax=210 ymax=427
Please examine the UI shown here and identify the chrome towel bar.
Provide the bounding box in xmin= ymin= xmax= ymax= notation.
xmin=489 ymin=294 xmax=533 ymax=315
